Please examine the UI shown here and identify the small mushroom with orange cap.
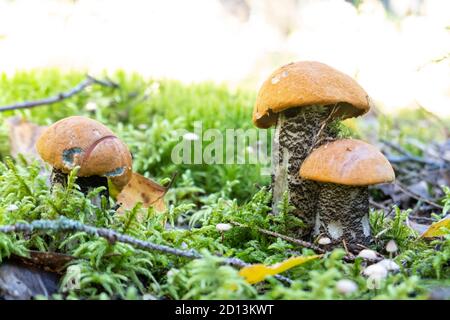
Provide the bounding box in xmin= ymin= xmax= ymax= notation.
xmin=253 ymin=61 xmax=371 ymax=235
xmin=36 ymin=116 xmax=132 ymax=205
xmin=299 ymin=139 xmax=395 ymax=246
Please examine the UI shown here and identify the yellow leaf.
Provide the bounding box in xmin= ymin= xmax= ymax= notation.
xmin=239 ymin=255 xmax=321 ymax=284
xmin=421 ymin=218 xmax=450 ymax=238
xmin=239 ymin=265 xmax=273 ymax=285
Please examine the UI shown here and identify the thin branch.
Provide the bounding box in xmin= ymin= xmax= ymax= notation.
xmin=395 ymin=181 xmax=443 ymax=209
xmin=0 ymin=217 xmax=292 ymax=284
xmin=149 ymin=171 xmax=179 ymax=206
xmin=370 ymin=199 xmax=389 ymax=211
xmin=0 ymin=75 xmax=119 ymax=112
xmin=381 ymin=139 xmax=443 ymax=167
xmin=229 ymin=221 xmax=362 ymax=262
xmin=230 ymin=221 xmax=325 ymax=253
xmin=308 ymin=104 xmax=338 ymax=153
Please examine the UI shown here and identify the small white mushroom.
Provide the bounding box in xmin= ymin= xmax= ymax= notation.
xmin=216 ymin=223 xmax=232 ymax=232
xmin=336 ymin=279 xmax=358 ymax=295
xmin=377 ymin=259 xmax=400 ymax=272
xmin=358 ymin=249 xmax=378 ymax=261
xmin=6 ymin=204 xmax=19 ymax=212
xmin=85 ymin=101 xmax=97 ymax=111
xmin=363 ymin=263 xmax=388 ymax=279
xmin=318 ymin=237 xmax=331 ymax=245
xmin=385 ymin=240 xmax=398 ymax=254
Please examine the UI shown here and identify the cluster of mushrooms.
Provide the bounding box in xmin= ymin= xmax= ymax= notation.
xmin=35 ymin=61 xmax=394 ymax=251
xmin=253 ymin=61 xmax=395 ymax=248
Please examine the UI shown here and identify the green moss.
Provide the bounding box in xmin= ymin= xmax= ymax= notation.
xmin=0 ymin=70 xmax=448 ymax=300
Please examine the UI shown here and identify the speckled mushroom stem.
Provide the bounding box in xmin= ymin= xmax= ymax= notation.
xmin=271 ymin=105 xmax=338 ymax=237
xmin=51 ymin=168 xmax=110 ymax=208
xmin=314 ymin=183 xmax=371 ymax=247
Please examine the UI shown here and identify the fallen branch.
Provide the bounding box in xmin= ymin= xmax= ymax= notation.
xmin=369 ymin=199 xmax=389 ymax=211
xmin=395 ymin=181 xmax=443 ymax=210
xmin=230 ymin=221 xmax=325 ymax=253
xmin=381 ymin=139 xmax=441 ymax=167
xmin=308 ymin=104 xmax=338 ymax=153
xmin=0 ymin=75 xmax=118 ymax=112
xmin=0 ymin=217 xmax=292 ymax=284
xmin=229 ymin=221 xmax=360 ymax=262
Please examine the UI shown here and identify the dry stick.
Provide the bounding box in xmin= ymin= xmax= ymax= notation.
xmin=308 ymin=104 xmax=338 ymax=153
xmin=392 ymin=164 xmax=445 ymax=192
xmin=230 ymin=221 xmax=325 ymax=253
xmin=148 ymin=171 xmax=179 ymax=206
xmin=229 ymin=221 xmax=358 ymax=262
xmin=395 ymin=181 xmax=443 ymax=210
xmin=0 ymin=75 xmax=119 ymax=112
xmin=369 ymin=199 xmax=389 ymax=211
xmin=0 ymin=217 xmax=293 ymax=284
xmin=381 ymin=139 xmax=441 ymax=167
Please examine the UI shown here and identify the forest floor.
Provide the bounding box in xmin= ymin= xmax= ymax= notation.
xmin=0 ymin=70 xmax=449 ymax=300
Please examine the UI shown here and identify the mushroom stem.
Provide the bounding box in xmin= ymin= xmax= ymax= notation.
xmin=51 ymin=168 xmax=110 ymax=208
xmin=271 ymin=105 xmax=337 ymax=237
xmin=314 ymin=183 xmax=371 ymax=247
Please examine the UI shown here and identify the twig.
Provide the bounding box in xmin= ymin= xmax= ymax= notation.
xmin=148 ymin=171 xmax=179 ymax=206
xmin=308 ymin=104 xmax=338 ymax=153
xmin=230 ymin=221 xmax=325 ymax=253
xmin=0 ymin=75 xmax=119 ymax=112
xmin=381 ymin=139 xmax=440 ymax=167
xmin=230 ymin=221 xmax=362 ymax=262
xmin=342 ymin=239 xmax=350 ymax=256
xmin=370 ymin=199 xmax=388 ymax=211
xmin=230 ymin=221 xmax=361 ymax=262
xmin=0 ymin=217 xmax=292 ymax=284
xmin=395 ymin=181 xmax=443 ymax=209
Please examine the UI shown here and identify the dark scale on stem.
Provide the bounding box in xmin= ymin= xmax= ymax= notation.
xmin=271 ymin=105 xmax=338 ymax=238
xmin=315 ymin=183 xmax=371 ymax=247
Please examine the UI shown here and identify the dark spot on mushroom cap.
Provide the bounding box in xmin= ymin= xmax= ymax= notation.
xmin=62 ymin=148 xmax=83 ymax=168
xmin=103 ymin=167 xmax=125 ymax=177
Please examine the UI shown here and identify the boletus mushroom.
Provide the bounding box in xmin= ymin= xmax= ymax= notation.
xmin=253 ymin=61 xmax=371 ymax=236
xmin=299 ymin=139 xmax=395 ymax=247
xmin=36 ymin=116 xmax=132 ymax=205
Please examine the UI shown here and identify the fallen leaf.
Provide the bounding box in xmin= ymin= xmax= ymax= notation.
xmin=239 ymin=255 xmax=321 ymax=284
xmin=11 ymin=250 xmax=75 ymax=274
xmin=7 ymin=117 xmax=47 ymax=161
xmin=421 ymin=218 xmax=450 ymax=238
xmin=116 ymin=172 xmax=167 ymax=213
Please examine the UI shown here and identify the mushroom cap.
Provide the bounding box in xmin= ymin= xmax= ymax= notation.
xmin=253 ymin=61 xmax=371 ymax=128
xmin=299 ymin=139 xmax=395 ymax=186
xmin=36 ymin=116 xmax=132 ymax=189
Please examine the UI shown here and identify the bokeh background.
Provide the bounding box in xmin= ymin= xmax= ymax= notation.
xmin=0 ymin=0 xmax=449 ymax=116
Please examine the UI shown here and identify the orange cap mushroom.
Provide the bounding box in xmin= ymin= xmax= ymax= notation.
xmin=299 ymin=139 xmax=395 ymax=186
xmin=36 ymin=116 xmax=132 ymax=190
xmin=253 ymin=61 xmax=371 ymax=128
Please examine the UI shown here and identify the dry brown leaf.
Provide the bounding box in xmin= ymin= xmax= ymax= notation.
xmin=7 ymin=117 xmax=47 ymax=161
xmin=116 ymin=172 xmax=167 ymax=213
xmin=11 ymin=250 xmax=75 ymax=274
